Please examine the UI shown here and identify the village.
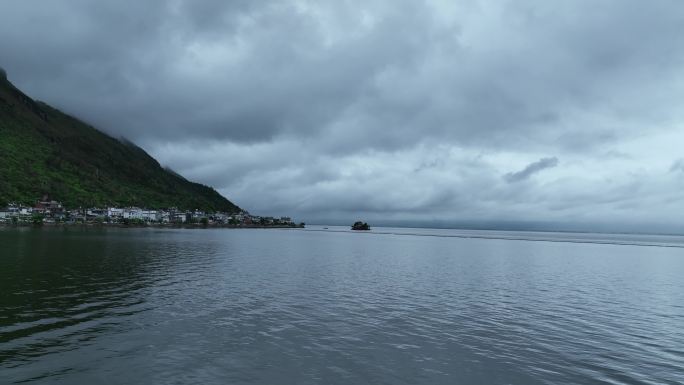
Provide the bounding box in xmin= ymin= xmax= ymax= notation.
xmin=0 ymin=198 xmax=302 ymax=228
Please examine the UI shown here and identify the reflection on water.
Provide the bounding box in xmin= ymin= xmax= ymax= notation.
xmin=1 ymin=226 xmax=683 ymax=384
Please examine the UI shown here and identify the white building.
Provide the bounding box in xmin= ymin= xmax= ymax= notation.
xmin=141 ymin=210 xmax=159 ymax=221
xmin=123 ymin=208 xmax=144 ymax=220
xmin=213 ymin=213 xmax=228 ymax=223
xmin=87 ymin=209 xmax=106 ymax=217
xmin=173 ymin=213 xmax=187 ymax=223
xmin=108 ymin=208 xmax=124 ymax=218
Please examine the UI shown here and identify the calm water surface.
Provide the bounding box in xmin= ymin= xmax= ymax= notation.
xmin=1 ymin=226 xmax=683 ymax=384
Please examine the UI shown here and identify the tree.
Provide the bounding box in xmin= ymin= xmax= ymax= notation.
xmin=352 ymin=221 xmax=370 ymax=230
xmin=32 ymin=214 xmax=44 ymax=225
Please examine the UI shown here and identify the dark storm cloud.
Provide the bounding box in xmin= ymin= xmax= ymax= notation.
xmin=504 ymin=157 xmax=559 ymax=183
xmin=2 ymin=0 xmax=682 ymax=148
xmin=1 ymin=0 xmax=442 ymax=145
xmin=2 ymin=0 xmax=684 ymax=225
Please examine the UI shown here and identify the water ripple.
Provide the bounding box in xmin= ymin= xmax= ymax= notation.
xmin=1 ymin=227 xmax=683 ymax=384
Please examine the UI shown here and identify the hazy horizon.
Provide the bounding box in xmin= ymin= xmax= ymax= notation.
xmin=302 ymin=219 xmax=684 ymax=236
xmin=2 ymin=1 xmax=684 ymax=230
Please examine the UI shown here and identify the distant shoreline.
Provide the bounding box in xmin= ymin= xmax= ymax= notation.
xmin=0 ymin=222 xmax=304 ymax=229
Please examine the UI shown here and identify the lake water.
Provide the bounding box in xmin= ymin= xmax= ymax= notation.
xmin=1 ymin=226 xmax=683 ymax=384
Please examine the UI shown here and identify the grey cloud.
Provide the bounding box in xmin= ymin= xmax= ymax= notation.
xmin=2 ymin=0 xmax=684 ymax=151
xmin=504 ymin=157 xmax=559 ymax=183
xmin=671 ymin=159 xmax=684 ymax=173
xmin=2 ymin=1 xmax=684 ymax=227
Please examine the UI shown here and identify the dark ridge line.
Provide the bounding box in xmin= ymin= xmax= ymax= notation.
xmin=300 ymin=229 xmax=684 ymax=249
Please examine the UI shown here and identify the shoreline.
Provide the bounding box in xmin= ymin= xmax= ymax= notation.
xmin=0 ymin=222 xmax=305 ymax=229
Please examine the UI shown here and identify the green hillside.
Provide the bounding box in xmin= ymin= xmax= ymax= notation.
xmin=0 ymin=69 xmax=241 ymax=212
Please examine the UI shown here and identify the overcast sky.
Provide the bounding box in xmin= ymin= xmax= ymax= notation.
xmin=2 ymin=0 xmax=684 ymax=229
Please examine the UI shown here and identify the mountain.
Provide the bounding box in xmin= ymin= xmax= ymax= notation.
xmin=0 ymin=69 xmax=241 ymax=212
